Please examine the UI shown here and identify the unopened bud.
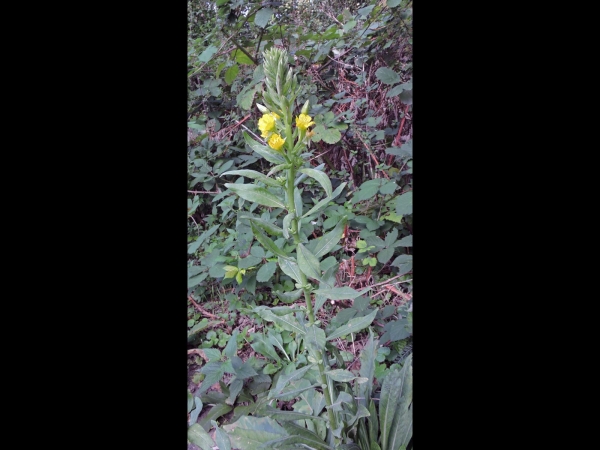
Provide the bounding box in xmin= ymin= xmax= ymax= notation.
xmin=256 ymin=103 xmax=269 ymax=113
xmin=301 ymin=99 xmax=310 ymax=115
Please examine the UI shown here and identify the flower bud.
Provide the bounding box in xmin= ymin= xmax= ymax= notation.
xmin=301 ymin=99 xmax=310 ymax=115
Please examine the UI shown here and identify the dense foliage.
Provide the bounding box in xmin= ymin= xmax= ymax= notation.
xmin=188 ymin=1 xmax=412 ymax=448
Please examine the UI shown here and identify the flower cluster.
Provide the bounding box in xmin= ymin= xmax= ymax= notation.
xmin=258 ymin=112 xmax=280 ymax=138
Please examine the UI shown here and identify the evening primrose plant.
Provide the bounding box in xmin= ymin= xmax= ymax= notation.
xmin=210 ymin=48 xmax=413 ymax=450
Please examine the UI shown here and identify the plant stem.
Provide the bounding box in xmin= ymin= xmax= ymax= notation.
xmin=286 ymin=163 xmax=339 ymax=440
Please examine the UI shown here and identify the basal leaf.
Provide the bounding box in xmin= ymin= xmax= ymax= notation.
xmin=324 ymin=369 xmax=361 ymax=382
xmin=251 ymin=334 xmax=282 ymax=363
xmin=280 ymin=422 xmax=333 ymax=450
xmin=272 ymin=363 xmax=316 ymax=395
xmin=222 ymin=416 xmax=288 ymax=450
xmin=386 ymin=354 xmax=413 ymax=450
xmin=211 ymin=421 xmax=232 ymax=450
xmin=313 ymin=286 xmax=366 ymax=301
xmin=187 ymin=423 xmax=214 ymax=450
xmin=225 ymin=184 xmax=286 ymax=209
xmin=326 ymin=308 xmax=377 ymax=341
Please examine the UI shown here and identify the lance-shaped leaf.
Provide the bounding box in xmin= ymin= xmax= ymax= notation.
xmin=272 ymin=363 xmax=316 ymax=395
xmin=258 ymin=309 xmax=306 ymax=336
xmin=358 ymin=330 xmax=378 ymax=405
xmin=222 ymin=416 xmax=288 ymax=450
xmin=325 ymin=369 xmax=367 ymax=383
xmin=387 ymin=354 xmax=413 ymax=450
xmin=251 ymin=222 xmax=290 ymax=259
xmin=299 ymin=168 xmax=333 ymax=197
xmin=312 ymin=216 xmax=347 ymax=259
xmin=278 ymin=256 xmax=303 ymax=284
xmin=302 ymin=182 xmax=347 ymax=218
xmin=244 ymin=131 xmax=286 ymax=164
xmin=379 ymin=355 xmax=412 ymax=450
xmin=297 ymin=243 xmax=321 ymax=281
xmin=198 ymin=404 xmax=233 ymax=432
xmin=211 ymin=420 xmax=231 ymax=450
xmin=313 ymin=286 xmax=368 ymax=301
xmin=240 ymin=214 xmax=284 ymax=237
xmin=267 ymin=163 xmax=290 ymax=177
xmin=268 ymin=331 xmax=291 ymax=362
xmin=188 ymin=423 xmax=214 ymax=450
xmin=221 ymin=169 xmax=282 ymax=188
xmin=303 ymin=323 xmax=326 ymax=360
xmin=368 ymin=399 xmax=379 ymax=446
xmin=250 ymin=333 xmax=282 ymax=363
xmin=275 ymin=288 xmax=303 ymax=303
xmin=263 ymin=405 xmax=328 ymax=422
xmin=225 ymin=183 xmax=286 ymax=209
xmin=326 ymin=309 xmax=378 ymax=341
xmin=282 ymin=212 xmax=294 ymax=239
xmin=294 ymin=187 xmax=303 ymax=218
xmin=278 ymin=422 xmax=334 ymax=450
xmin=271 ymin=380 xmax=321 ymax=401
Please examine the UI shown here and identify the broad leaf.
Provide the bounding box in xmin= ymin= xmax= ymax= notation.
xmin=280 ymin=422 xmax=333 ymax=450
xmin=326 ymin=309 xmax=378 ymax=341
xmin=221 ymin=169 xmax=281 ymax=188
xmin=395 ymin=191 xmax=413 ymax=215
xmin=211 ymin=421 xmax=232 ymax=450
xmin=297 ymin=243 xmax=322 ymax=281
xmin=225 ymin=184 xmax=286 ymax=209
xmin=394 ymin=235 xmax=412 ymax=247
xmin=257 ymin=261 xmax=277 ymax=282
xmin=222 ymin=416 xmax=288 ymax=450
xmin=275 ymin=288 xmax=303 ymax=303
xmin=375 ymin=67 xmax=401 ymax=85
xmin=312 ymin=216 xmax=347 ymax=258
xmin=250 ymin=334 xmax=282 ymax=363
xmin=299 ymin=168 xmax=333 ymax=197
xmin=187 ymin=423 xmax=214 ymax=450
xmin=304 ymin=323 xmax=327 ymax=361
xmin=198 ymin=45 xmax=218 ymax=63
xmin=254 ymin=7 xmax=274 ymax=28
xmin=224 ymin=63 xmax=239 ymax=85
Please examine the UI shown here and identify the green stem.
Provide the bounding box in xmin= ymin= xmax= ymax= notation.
xmin=285 ymin=163 xmax=339 ymax=440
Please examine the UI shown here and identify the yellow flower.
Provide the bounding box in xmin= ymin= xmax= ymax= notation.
xmin=268 ymin=133 xmax=286 ymax=151
xmin=258 ymin=112 xmax=280 ymax=138
xmin=295 ymin=113 xmax=315 ymax=130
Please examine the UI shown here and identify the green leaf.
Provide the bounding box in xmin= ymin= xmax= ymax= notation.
xmin=244 ymin=131 xmax=286 ymax=164
xmin=222 ymin=416 xmax=288 ymax=450
xmin=188 ymin=224 xmax=220 ymax=254
xmin=395 ymin=191 xmax=413 ymax=215
xmin=280 ymin=422 xmax=333 ymax=450
xmin=375 ymin=67 xmax=401 ymax=85
xmin=326 ymin=308 xmax=378 ymax=341
xmin=275 ymin=288 xmax=303 ymax=303
xmin=240 ymin=214 xmax=284 ymax=237
xmin=198 ymin=45 xmax=218 ymax=63
xmin=257 ymin=261 xmax=277 ymax=282
xmin=258 ymin=310 xmax=306 ymax=336
xmin=190 ymin=396 xmax=203 ymax=425
xmin=395 ymin=235 xmax=412 ymax=247
xmin=233 ymin=50 xmax=255 ymax=65
xmin=198 ymin=362 xmax=226 ymax=395
xmin=313 ymin=286 xmax=366 ymax=301
xmin=387 ymin=0 xmax=402 ymax=6
xmin=272 ymin=363 xmax=316 ymax=397
xmin=324 ymin=368 xmax=362 ymax=382
xmin=378 ymin=247 xmax=395 ymax=264
xmin=304 ymin=323 xmax=327 ymax=361
xmin=223 ymin=329 xmax=239 ymax=359
xmin=312 ymin=216 xmax=347 ymax=259
xmin=299 ymin=168 xmax=333 ymax=197
xmin=343 ymin=19 xmax=357 ymax=32
xmin=211 ymin=421 xmax=232 ymax=450
xmin=225 ymin=63 xmax=239 ymax=85
xmin=379 ymin=180 xmax=398 ymax=195
xmin=198 ymin=403 xmax=233 ymax=432
xmin=314 ymin=125 xmax=342 ymax=144
xmin=251 ymin=245 xmax=265 ymax=258
xmin=221 ymin=169 xmax=281 ymax=188
xmin=255 ymin=7 xmax=273 ymax=28
xmin=352 ymin=183 xmax=380 ymax=203
xmin=358 ymin=5 xmax=375 ymax=16
xmin=297 ymin=243 xmax=322 ymax=281
xmin=302 ymin=182 xmax=347 ymax=218
xmin=399 ymin=89 xmax=413 ymax=105
xmin=358 ymin=330 xmax=378 ymax=404
xmin=188 ymin=423 xmax=214 ymax=450
xmin=278 ymin=257 xmax=303 ymax=284
xmin=225 ymin=183 xmax=285 ymax=209
xmin=250 ymin=334 xmax=282 ymax=363
xmin=216 ymin=0 xmax=229 ymax=5
xmin=385 ymin=355 xmax=413 ymax=450
xmin=263 ymin=405 xmax=328 ymax=422
xmin=282 ymin=212 xmax=293 ymax=239
xmin=386 ymin=84 xmax=404 ymax=98
xmin=237 ymin=86 xmax=256 ymax=110
xmin=252 ymin=222 xmax=290 ymax=259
